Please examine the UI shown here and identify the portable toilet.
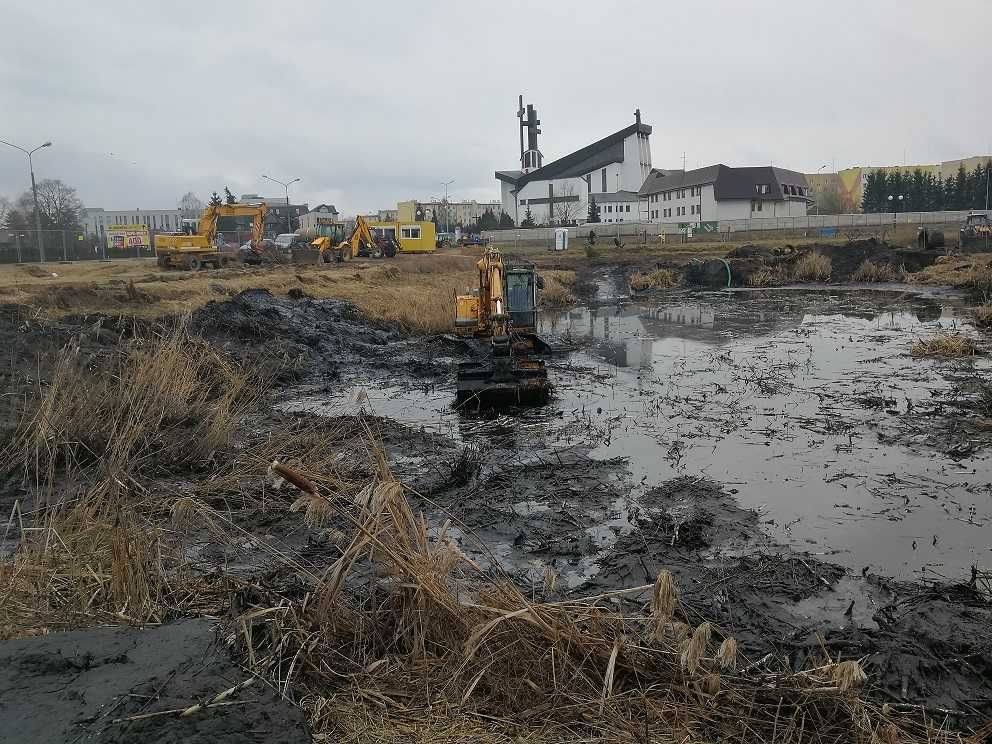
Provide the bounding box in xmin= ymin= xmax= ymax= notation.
xmin=554 ymin=227 xmax=569 ymax=251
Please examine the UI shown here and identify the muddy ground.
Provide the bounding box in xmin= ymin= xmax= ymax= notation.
xmin=2 ymin=245 xmax=992 ymax=739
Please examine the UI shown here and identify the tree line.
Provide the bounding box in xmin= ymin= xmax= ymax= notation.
xmin=0 ymin=179 xmax=85 ymax=232
xmin=862 ymin=161 xmax=991 ymax=213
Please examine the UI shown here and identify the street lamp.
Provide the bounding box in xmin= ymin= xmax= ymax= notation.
xmin=1 ymin=138 xmax=52 ymax=262
xmin=442 ymin=179 xmax=455 ymax=236
xmin=813 ymin=164 xmax=829 ymax=217
xmin=887 ymin=194 xmax=903 ymax=225
xmin=261 ymin=174 xmax=301 ymax=233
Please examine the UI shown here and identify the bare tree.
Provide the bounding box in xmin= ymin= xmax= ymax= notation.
xmin=553 ymin=182 xmax=583 ymax=225
xmin=178 ymin=191 xmax=204 ymax=218
xmin=0 ymin=196 xmax=11 ymax=228
xmin=30 ymin=179 xmax=84 ymax=228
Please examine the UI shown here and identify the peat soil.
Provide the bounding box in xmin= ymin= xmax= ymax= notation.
xmin=2 ymin=279 xmax=992 ymax=735
xmin=683 ymin=238 xmax=943 ymax=286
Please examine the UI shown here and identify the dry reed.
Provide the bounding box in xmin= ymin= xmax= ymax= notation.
xmin=852 ymin=259 xmax=901 ymax=283
xmin=630 ymin=268 xmax=679 ymax=291
xmin=793 ymin=252 xmax=832 ymax=281
xmin=911 ymin=332 xmax=978 ymax=358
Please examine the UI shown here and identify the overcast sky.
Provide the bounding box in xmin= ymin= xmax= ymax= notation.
xmin=2 ymin=0 xmax=990 ymax=216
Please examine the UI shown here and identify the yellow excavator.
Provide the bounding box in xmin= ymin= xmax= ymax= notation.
xmin=154 ymin=203 xmax=268 ymax=270
xmin=311 ymin=215 xmax=397 ymax=263
xmin=454 ymin=247 xmax=549 ymax=407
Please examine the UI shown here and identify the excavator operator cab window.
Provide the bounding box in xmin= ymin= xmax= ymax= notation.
xmin=506 ymin=270 xmax=537 ymax=330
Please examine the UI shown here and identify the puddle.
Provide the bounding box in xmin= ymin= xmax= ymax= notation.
xmin=282 ymin=287 xmax=992 ymax=583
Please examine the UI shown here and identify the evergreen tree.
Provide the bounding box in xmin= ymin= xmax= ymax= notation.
xmin=208 ymin=191 xmax=223 ymax=207
xmin=951 ymin=164 xmax=968 ymax=210
xmin=478 ymin=210 xmax=498 ymax=231
xmin=498 ymin=210 xmax=515 ymax=229
xmin=586 ymin=195 xmax=601 ymax=223
xmin=520 ymin=207 xmax=535 ymax=228
xmin=862 ymin=171 xmax=886 ymax=212
xmin=224 ymin=186 xmax=236 ymax=205
xmin=909 ymin=169 xmax=927 ymax=212
xmin=966 ymin=164 xmax=985 ymax=210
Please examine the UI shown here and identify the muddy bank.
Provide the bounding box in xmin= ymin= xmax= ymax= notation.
xmin=0 ymin=620 xmax=309 ymax=743
xmin=683 ymin=239 xmax=943 ymax=287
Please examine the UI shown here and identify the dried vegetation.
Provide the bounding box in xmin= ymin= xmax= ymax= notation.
xmin=539 ymin=270 xmax=576 ymax=308
xmin=629 ymin=268 xmax=679 ymax=291
xmin=792 ymin=252 xmax=832 ymax=282
xmin=851 ymin=259 xmax=902 ymax=283
xmin=911 ymin=331 xmax=979 ymax=358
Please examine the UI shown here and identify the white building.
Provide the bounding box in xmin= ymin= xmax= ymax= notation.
xmin=299 ymin=204 xmax=341 ymax=232
xmin=496 ymin=101 xmax=652 ymax=226
xmin=420 ymin=199 xmax=502 ymax=227
xmin=590 ymin=191 xmax=640 ymax=224
xmin=81 ymin=207 xmax=184 ymax=237
xmin=639 ymin=165 xmax=811 ymax=225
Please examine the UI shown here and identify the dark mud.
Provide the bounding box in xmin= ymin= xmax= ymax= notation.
xmin=684 ymin=238 xmax=943 ymax=286
xmin=0 ymin=620 xmax=309 ymax=744
xmin=191 ymin=288 xmax=448 ymax=382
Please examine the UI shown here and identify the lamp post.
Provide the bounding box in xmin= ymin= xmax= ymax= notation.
xmin=1 ymin=138 xmax=52 ymax=262
xmin=262 ymin=174 xmax=300 ymax=233
xmin=887 ymin=194 xmax=903 ymax=225
xmin=813 ymin=164 xmax=829 ymax=217
xmin=442 ymin=179 xmax=455 ymax=236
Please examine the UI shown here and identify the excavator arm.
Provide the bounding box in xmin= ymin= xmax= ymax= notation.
xmin=198 ymin=203 xmax=269 ymax=250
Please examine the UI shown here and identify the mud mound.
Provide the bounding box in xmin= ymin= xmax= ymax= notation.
xmin=0 ymin=619 xmax=309 ymax=743
xmin=191 ymin=289 xmax=441 ymax=382
xmin=686 ymin=239 xmax=942 ymax=287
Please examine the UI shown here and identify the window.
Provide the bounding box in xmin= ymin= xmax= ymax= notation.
xmin=606 ymin=205 xmax=613 ymax=213
xmin=625 ymin=204 xmax=630 ymax=212
xmin=401 ymin=225 xmax=422 ymax=239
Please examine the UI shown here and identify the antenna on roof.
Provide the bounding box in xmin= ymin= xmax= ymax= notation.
xmin=681 ymin=152 xmax=687 ymax=173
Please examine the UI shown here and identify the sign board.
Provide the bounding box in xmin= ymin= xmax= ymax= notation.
xmin=315 ymin=216 xmax=339 ymax=226
xmin=107 ymin=224 xmax=150 ymax=250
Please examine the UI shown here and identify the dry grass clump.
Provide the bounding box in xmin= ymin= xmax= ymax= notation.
xmin=852 ymin=259 xmax=902 ymax=283
xmin=747 ymin=265 xmax=790 ymax=287
xmin=629 ymin=268 xmax=679 ymax=291
xmin=793 ymin=252 xmax=832 ymax=281
xmin=973 ymin=304 xmax=992 ymax=328
xmin=5 ymin=318 xmax=255 ymax=497
xmin=539 ymin=270 xmax=576 ymax=308
xmin=911 ymin=331 xmax=978 ymax=358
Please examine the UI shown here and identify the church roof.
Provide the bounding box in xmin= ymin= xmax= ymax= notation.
xmin=495 ymin=121 xmax=651 ymax=191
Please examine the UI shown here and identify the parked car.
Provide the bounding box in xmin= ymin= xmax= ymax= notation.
xmin=273 ymin=233 xmax=298 ymax=250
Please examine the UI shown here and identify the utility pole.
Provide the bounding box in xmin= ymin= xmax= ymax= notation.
xmin=2 ymin=138 xmax=52 ymax=262
xmin=262 ymin=174 xmax=300 ymax=233
xmin=443 ymin=179 xmax=455 ymax=236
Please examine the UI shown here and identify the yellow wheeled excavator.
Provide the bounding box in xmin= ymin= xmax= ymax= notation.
xmin=154 ymin=203 xmax=268 ymax=270
xmin=454 ymin=247 xmax=549 ymax=407
xmin=311 ymin=215 xmax=397 ymax=263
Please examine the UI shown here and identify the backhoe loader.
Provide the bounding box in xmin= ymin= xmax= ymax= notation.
xmin=154 ymin=203 xmax=268 ymax=270
xmin=454 ymin=248 xmax=549 ymax=407
xmin=311 ymin=216 xmax=397 ymax=263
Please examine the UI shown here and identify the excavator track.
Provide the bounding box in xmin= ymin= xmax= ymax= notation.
xmin=455 ymin=358 xmax=549 ymax=408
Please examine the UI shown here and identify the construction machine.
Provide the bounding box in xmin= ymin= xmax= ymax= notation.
xmin=311 ymin=216 xmax=397 ymax=263
xmin=454 ymin=248 xmax=549 ymax=407
xmin=154 ymin=203 xmax=268 ymax=270
xmin=959 ymin=213 xmax=992 ymax=251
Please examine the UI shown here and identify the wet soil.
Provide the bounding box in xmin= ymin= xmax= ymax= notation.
xmin=3 ymin=279 xmax=992 ymax=730
xmin=0 ymin=620 xmax=309 ymax=744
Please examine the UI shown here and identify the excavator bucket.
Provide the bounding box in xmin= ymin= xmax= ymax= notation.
xmin=455 ymin=357 xmax=550 ymax=408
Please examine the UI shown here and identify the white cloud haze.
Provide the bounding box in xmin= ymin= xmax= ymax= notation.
xmin=1 ymin=0 xmax=990 ymax=216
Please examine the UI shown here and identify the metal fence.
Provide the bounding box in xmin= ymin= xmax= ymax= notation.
xmin=0 ymin=229 xmax=157 ymax=264
xmin=483 ymin=209 xmax=992 ymax=245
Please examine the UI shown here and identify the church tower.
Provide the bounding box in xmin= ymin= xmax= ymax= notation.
xmin=517 ymin=95 xmax=543 ymax=174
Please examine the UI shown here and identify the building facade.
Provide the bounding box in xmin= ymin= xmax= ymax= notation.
xmin=496 ymin=98 xmax=653 ymax=226
xmin=81 ymin=207 xmax=184 ymax=237
xmin=299 ymin=204 xmax=341 ymax=234
xmin=638 ymin=165 xmax=811 ymax=226
xmin=590 ymin=191 xmax=640 ymax=224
